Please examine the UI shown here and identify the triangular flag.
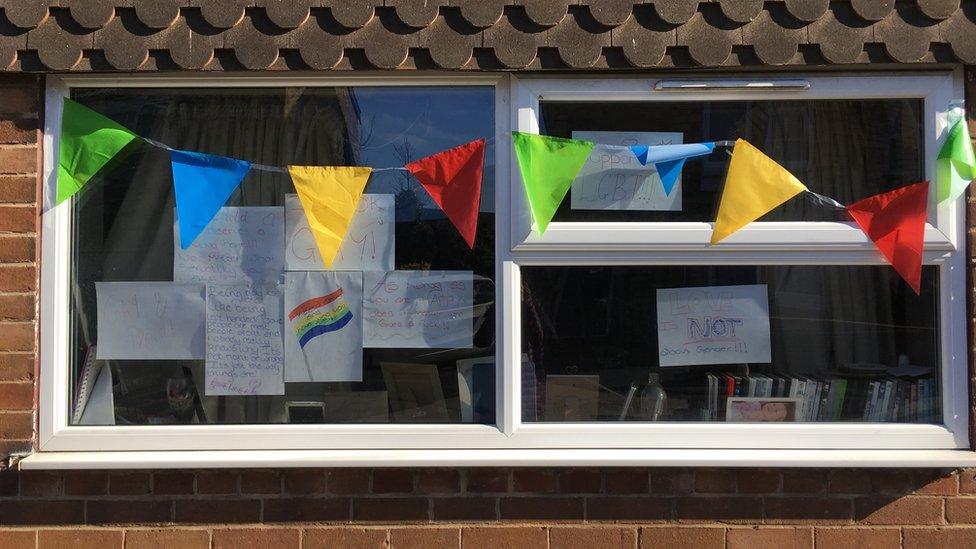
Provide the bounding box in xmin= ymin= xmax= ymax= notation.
xmin=630 ymin=145 xmax=648 ymax=165
xmin=171 ymin=149 xmax=251 ymax=249
xmin=936 ymin=118 xmax=976 ymax=203
xmin=57 ymin=98 xmax=139 ymax=204
xmin=512 ymin=132 xmax=594 ymax=234
xmin=847 ymin=181 xmax=929 ymax=294
xmin=288 ymin=166 xmax=372 ymax=268
xmin=629 ymin=142 xmax=716 ymax=195
xmin=405 ymin=139 xmax=485 ymax=248
xmin=712 ymin=139 xmax=807 ymax=244
xmin=656 ymin=158 xmax=685 ymax=196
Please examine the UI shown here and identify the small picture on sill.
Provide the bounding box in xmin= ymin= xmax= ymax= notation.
xmin=725 ymin=397 xmax=800 ymax=422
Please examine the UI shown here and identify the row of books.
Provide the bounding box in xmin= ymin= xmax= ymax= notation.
xmin=705 ymin=373 xmax=939 ymax=423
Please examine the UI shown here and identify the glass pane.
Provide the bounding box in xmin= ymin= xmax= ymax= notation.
xmin=521 ymin=265 xmax=941 ymax=424
xmin=68 ymin=87 xmax=496 ymax=425
xmin=539 ymin=99 xmax=923 ymax=222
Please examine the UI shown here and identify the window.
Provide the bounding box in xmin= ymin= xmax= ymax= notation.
xmin=36 ymin=72 xmax=973 ymax=464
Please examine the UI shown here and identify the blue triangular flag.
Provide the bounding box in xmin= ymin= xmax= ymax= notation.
xmin=171 ymin=149 xmax=251 ymax=249
xmin=655 ymin=158 xmax=686 ymax=196
xmin=630 ymin=145 xmax=649 ymax=166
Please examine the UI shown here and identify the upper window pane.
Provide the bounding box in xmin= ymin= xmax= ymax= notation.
xmin=539 ymin=99 xmax=924 ymax=223
xmin=67 ymin=86 xmax=496 ymax=426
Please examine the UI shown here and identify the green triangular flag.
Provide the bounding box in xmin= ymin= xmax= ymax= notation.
xmin=57 ymin=98 xmax=139 ymax=204
xmin=512 ymin=132 xmax=594 ymax=234
xmin=936 ymin=118 xmax=976 ymax=203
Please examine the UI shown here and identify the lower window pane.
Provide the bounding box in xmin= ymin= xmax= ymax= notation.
xmin=521 ymin=265 xmax=941 ymax=424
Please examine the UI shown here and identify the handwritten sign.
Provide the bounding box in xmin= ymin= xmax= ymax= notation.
xmin=363 ymin=271 xmax=474 ymax=349
xmin=284 ymin=271 xmax=364 ymax=382
xmin=175 ymin=206 xmax=284 ymax=285
xmin=571 ymin=131 xmax=683 ymax=211
xmin=656 ymin=284 xmax=771 ymax=367
xmin=205 ymin=285 xmax=284 ymax=396
xmin=285 ymin=193 xmax=395 ymax=271
xmin=95 ymin=282 xmax=206 ymax=360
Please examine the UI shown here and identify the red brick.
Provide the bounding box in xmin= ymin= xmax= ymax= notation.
xmin=559 ymin=468 xmax=602 ymax=494
xmin=0 ymin=324 xmax=33 ymax=352
xmin=196 ymin=470 xmax=238 ymax=494
xmin=499 ymin=497 xmax=584 ymax=521
xmin=0 ymin=411 xmax=31 ymax=439
xmin=282 ymin=468 xmax=326 ymax=494
xmin=651 ymin=470 xmax=693 ymax=494
xmin=0 ymin=235 xmax=34 ymax=263
xmin=109 ymin=472 xmax=151 ymax=495
xmin=854 ymin=496 xmax=944 ymax=525
xmin=174 ymin=499 xmax=261 ymax=523
xmin=640 ymin=526 xmax=725 ymax=549
xmin=512 ymin=469 xmax=557 ymax=493
xmin=868 ymin=470 xmax=914 ymax=494
xmin=0 ymin=500 xmax=83 ymax=525
xmin=152 ymin=471 xmax=194 ymax=495
xmin=304 ymin=527 xmax=387 ymax=549
xmin=814 ymin=527 xmax=901 ymax=549
xmin=353 ymin=498 xmax=429 ymax=522
xmin=18 ymin=471 xmax=60 ymax=497
xmin=0 ymin=266 xmax=34 ymax=292
xmin=86 ymin=499 xmax=173 ymax=525
xmin=0 ymin=118 xmax=36 ymax=145
xmin=0 ymin=353 xmax=32 ymax=381
xmin=372 ymin=469 xmax=415 ymax=494
xmin=781 ymin=470 xmax=826 ymax=494
xmin=764 ymin=497 xmax=853 ymax=525
xmin=0 ymin=530 xmax=34 ymax=549
xmin=262 ymin=497 xmax=350 ymax=522
xmin=586 ymin=497 xmax=672 ymax=522
xmin=465 ymin=468 xmax=509 ymax=493
xmin=124 ymin=529 xmax=210 ymax=549
xmin=327 ymin=469 xmax=369 ymax=494
xmin=0 ymin=205 xmax=33 ymax=232
xmin=607 ymin=469 xmax=650 ymax=494
xmin=0 ymin=295 xmax=34 ymax=321
xmin=0 ymin=440 xmax=31 ymax=458
xmin=960 ymin=468 xmax=976 ymax=494
xmin=64 ymin=471 xmax=107 ymax=496
xmin=735 ymin=469 xmax=780 ymax=494
xmin=675 ymin=497 xmax=763 ymax=524
xmin=461 ymin=527 xmax=547 ymax=549
xmin=913 ymin=470 xmax=959 ymax=495
xmin=213 ymin=528 xmax=300 ymax=549
xmin=695 ymin=469 xmax=736 ymax=493
xmin=432 ymin=497 xmax=496 ymax=521
xmin=947 ymin=498 xmax=976 ymax=523
xmin=38 ymin=530 xmax=123 ymax=549
xmin=727 ymin=527 xmax=812 ymax=549
xmin=903 ymin=527 xmax=976 ymax=549
xmin=390 ymin=527 xmax=459 ymax=549
xmin=0 ymin=469 xmax=17 ymax=496
xmin=0 ymin=85 xmax=38 ymax=114
xmin=0 ymin=176 xmax=35 ymax=203
xmin=550 ymin=527 xmax=637 ymax=549
xmin=240 ymin=470 xmax=280 ymax=494
xmin=416 ymin=469 xmax=460 ymax=494
xmin=827 ymin=470 xmax=871 ymax=495
xmin=0 ymin=148 xmax=35 ymax=174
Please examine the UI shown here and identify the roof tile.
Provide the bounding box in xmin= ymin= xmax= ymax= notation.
xmin=587 ymin=0 xmax=633 ymax=27
xmin=131 ymin=0 xmax=181 ymax=29
xmin=94 ymin=12 xmax=153 ymax=70
xmin=158 ymin=17 xmax=221 ymax=69
xmin=1 ymin=1 xmax=51 ymax=29
xmin=64 ymin=0 xmax=116 ymax=29
xmin=917 ymin=0 xmax=960 ymax=21
xmin=716 ymin=0 xmax=763 ymax=24
xmin=782 ymin=0 xmax=828 ymax=23
xmin=520 ymin=1 xmax=571 ymax=27
xmin=653 ymin=0 xmax=699 ymax=26
xmin=421 ymin=14 xmax=478 ymax=68
xmin=26 ymin=11 xmax=92 ymax=70
xmin=547 ymin=9 xmax=609 ymax=68
xmin=259 ymin=0 xmax=312 ymax=29
xmin=198 ymin=0 xmax=247 ymax=29
xmin=676 ymin=11 xmax=738 ymax=66
xmin=612 ymin=8 xmax=673 ymax=67
xmin=451 ymin=0 xmax=505 ymax=27
xmin=288 ymin=15 xmax=343 ymax=69
xmin=331 ymin=0 xmax=377 ymax=29
xmin=877 ymin=3 xmax=941 ymax=63
xmin=224 ymin=14 xmax=282 ymax=69
xmin=941 ymin=1 xmax=976 ymax=63
xmin=351 ymin=11 xmax=415 ymax=69
xmin=388 ymin=0 xmax=443 ymax=28
xmin=851 ymin=0 xmax=894 ymax=22
xmin=743 ymin=7 xmax=803 ymax=65
xmin=807 ymin=3 xmax=872 ymax=64
xmin=483 ymin=11 xmax=544 ymax=68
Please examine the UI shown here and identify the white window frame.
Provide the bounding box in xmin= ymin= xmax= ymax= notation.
xmin=27 ymin=71 xmax=976 ymax=469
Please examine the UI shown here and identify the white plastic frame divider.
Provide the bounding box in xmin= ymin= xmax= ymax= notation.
xmin=29 ymin=71 xmax=976 ymax=468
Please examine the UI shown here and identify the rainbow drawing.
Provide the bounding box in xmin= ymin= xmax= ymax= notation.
xmin=289 ymin=288 xmax=353 ymax=348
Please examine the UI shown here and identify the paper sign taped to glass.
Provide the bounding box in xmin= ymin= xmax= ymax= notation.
xmin=285 ymin=193 xmax=395 ymax=271
xmin=174 ymin=206 xmax=284 ymax=285
xmin=364 ymin=270 xmax=475 ymax=348
xmin=570 ymin=131 xmax=683 ymax=211
xmin=656 ymin=284 xmax=772 ymax=367
xmin=205 ymin=284 xmax=285 ymax=396
xmin=95 ymin=282 xmax=206 ymax=360
xmin=284 ymin=271 xmax=364 ymax=383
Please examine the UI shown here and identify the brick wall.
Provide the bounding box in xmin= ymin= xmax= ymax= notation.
xmin=3 ymin=74 xmax=976 ymax=548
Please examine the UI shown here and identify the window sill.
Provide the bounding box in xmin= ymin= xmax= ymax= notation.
xmin=18 ymin=449 xmax=976 ymax=470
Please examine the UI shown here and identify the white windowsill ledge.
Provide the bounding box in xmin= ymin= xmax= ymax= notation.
xmin=18 ymin=449 xmax=976 ymax=470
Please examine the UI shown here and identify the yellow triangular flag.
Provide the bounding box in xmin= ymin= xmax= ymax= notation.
xmin=711 ymin=139 xmax=808 ymax=244
xmin=288 ymin=166 xmax=372 ymax=268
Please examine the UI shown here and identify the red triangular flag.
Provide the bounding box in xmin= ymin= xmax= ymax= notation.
xmin=405 ymin=139 xmax=485 ymax=248
xmin=846 ymin=181 xmax=929 ymax=294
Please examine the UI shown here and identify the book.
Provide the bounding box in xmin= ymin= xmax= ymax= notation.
xmin=71 ymin=345 xmax=99 ymax=425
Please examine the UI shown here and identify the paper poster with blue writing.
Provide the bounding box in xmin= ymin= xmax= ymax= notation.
xmin=656 ymin=284 xmax=771 ymax=367
xmin=283 ymin=271 xmax=364 ymax=382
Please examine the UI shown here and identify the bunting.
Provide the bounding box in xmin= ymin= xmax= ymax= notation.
xmin=288 ymin=166 xmax=372 ymax=269
xmin=630 ymin=142 xmax=716 ymax=196
xmin=936 ymin=119 xmax=976 ymax=203
xmin=847 ymin=182 xmax=929 ymax=294
xmin=512 ymin=132 xmax=594 ymax=234
xmin=57 ymin=98 xmax=138 ymax=204
xmin=171 ymin=149 xmax=252 ymax=249
xmin=406 ymin=139 xmax=486 ymax=248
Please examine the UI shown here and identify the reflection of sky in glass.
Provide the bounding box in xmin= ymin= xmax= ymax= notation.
xmin=353 ymin=87 xmax=495 ymax=212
